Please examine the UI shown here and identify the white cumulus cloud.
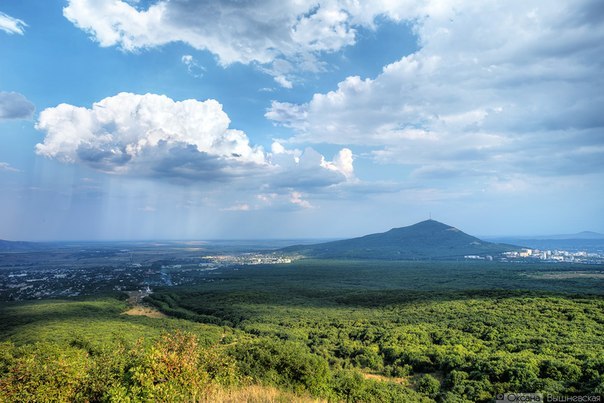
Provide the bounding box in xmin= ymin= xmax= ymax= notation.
xmin=289 ymin=191 xmax=312 ymax=209
xmin=63 ymin=0 xmax=357 ymax=62
xmin=0 ymin=11 xmax=26 ymax=35
xmin=267 ymin=0 xmax=604 ymax=179
xmin=36 ymin=92 xmax=265 ymax=176
xmin=35 ymin=92 xmax=354 ymax=191
xmin=321 ymin=148 xmax=354 ymax=180
xmin=61 ymin=0 xmax=426 ymax=83
xmin=269 ymin=142 xmax=355 ymax=188
xmin=274 ymin=75 xmax=293 ymax=89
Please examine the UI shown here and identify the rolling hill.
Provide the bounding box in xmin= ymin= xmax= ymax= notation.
xmin=281 ymin=219 xmax=520 ymax=260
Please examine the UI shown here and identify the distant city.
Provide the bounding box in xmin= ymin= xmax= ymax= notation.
xmin=0 ymin=244 xmax=303 ymax=301
xmin=466 ymin=247 xmax=604 ymax=264
xmin=2 ymin=242 xmax=604 ymax=301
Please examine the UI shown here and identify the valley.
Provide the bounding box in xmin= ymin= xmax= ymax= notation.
xmin=1 ymin=223 xmax=603 ymax=402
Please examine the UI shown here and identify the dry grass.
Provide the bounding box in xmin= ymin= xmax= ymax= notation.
xmin=201 ymin=385 xmax=327 ymax=403
xmin=122 ymin=306 xmax=167 ymax=318
xmin=122 ymin=290 xmax=167 ymax=318
xmin=361 ymin=372 xmax=409 ymax=386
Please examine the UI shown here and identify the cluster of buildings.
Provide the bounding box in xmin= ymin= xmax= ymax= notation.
xmin=200 ymin=253 xmax=294 ymax=267
xmin=464 ymin=248 xmax=604 ymax=264
xmin=502 ymin=248 xmax=604 ymax=264
xmin=464 ymin=255 xmax=494 ymax=261
xmin=0 ymin=266 xmax=144 ymax=300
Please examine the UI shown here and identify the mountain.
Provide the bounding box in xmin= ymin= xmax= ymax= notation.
xmin=281 ymin=220 xmax=520 ymax=260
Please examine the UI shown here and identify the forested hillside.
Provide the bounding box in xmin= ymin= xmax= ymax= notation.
xmin=1 ymin=261 xmax=603 ymax=402
xmin=281 ymin=220 xmax=519 ymax=259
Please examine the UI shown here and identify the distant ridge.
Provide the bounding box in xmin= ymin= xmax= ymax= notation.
xmin=0 ymin=239 xmax=39 ymax=251
xmin=523 ymin=231 xmax=604 ymax=240
xmin=281 ymin=220 xmax=520 ymax=260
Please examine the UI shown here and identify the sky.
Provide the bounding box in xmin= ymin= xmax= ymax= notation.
xmin=0 ymin=0 xmax=603 ymax=241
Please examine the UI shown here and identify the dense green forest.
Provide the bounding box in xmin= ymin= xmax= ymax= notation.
xmin=1 ymin=260 xmax=603 ymax=402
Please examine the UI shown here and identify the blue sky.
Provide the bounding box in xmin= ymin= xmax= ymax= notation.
xmin=1 ymin=0 xmax=603 ymax=241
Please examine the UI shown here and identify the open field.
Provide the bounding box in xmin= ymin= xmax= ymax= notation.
xmin=525 ymin=271 xmax=604 ymax=280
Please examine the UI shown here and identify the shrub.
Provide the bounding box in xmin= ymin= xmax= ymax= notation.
xmin=417 ymin=373 xmax=441 ymax=397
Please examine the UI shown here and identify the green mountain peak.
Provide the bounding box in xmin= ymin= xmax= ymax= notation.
xmin=282 ymin=220 xmax=518 ymax=260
